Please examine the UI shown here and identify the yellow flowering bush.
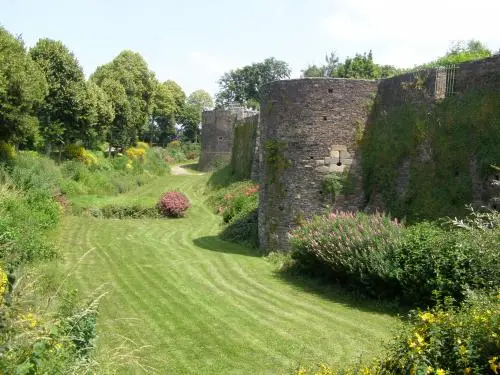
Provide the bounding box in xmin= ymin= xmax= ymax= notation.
xmin=0 ymin=266 xmax=8 ymax=304
xmin=167 ymin=139 xmax=181 ymax=148
xmin=64 ymin=144 xmax=98 ymax=166
xmin=0 ymin=140 xmax=16 ymax=160
xmin=125 ymin=146 xmax=146 ymax=160
xmin=381 ymin=290 xmax=500 ymax=374
xmin=136 ymin=141 xmax=149 ymax=150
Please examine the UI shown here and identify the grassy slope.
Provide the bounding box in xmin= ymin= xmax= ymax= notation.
xmin=57 ymin=170 xmax=400 ymax=374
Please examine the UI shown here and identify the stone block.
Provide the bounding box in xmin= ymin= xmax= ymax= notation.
xmin=331 ymin=144 xmax=347 ymax=151
xmin=316 ymin=166 xmax=330 ymax=173
xmin=329 ymin=164 xmax=345 ymax=173
xmin=315 ymin=159 xmax=325 ymax=166
xmin=330 ymin=150 xmax=340 ymax=158
xmin=342 ymin=158 xmax=353 ymax=165
xmin=340 ymin=150 xmax=351 ymax=159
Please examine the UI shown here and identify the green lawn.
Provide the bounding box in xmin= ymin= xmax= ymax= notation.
xmin=57 ymin=171 xmax=400 ymax=374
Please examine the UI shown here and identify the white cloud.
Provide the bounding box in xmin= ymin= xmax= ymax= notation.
xmin=319 ymin=0 xmax=500 ymax=67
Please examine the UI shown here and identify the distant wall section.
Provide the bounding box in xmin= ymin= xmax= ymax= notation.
xmin=230 ymin=114 xmax=259 ymax=180
xmin=199 ymin=108 xmax=257 ymax=171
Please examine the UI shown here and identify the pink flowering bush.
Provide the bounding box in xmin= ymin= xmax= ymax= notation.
xmin=157 ymin=191 xmax=191 ymax=218
xmin=289 ymin=211 xmax=403 ymax=298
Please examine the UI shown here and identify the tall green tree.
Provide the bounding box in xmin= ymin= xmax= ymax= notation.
xmin=149 ymin=80 xmax=185 ymax=146
xmin=98 ymin=78 xmax=132 ymax=153
xmin=0 ymin=27 xmax=47 ymax=146
xmin=178 ymin=89 xmax=213 ymax=143
xmin=91 ymin=50 xmax=155 ymax=147
xmin=29 ymin=38 xmax=87 ymax=152
xmin=177 ymin=104 xmax=201 ymax=143
xmin=215 ymin=57 xmax=291 ymax=108
xmin=187 ymin=89 xmax=213 ymax=111
xmin=81 ymin=81 xmax=114 ymax=148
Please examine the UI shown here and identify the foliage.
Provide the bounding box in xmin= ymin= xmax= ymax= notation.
xmin=302 ymin=50 xmax=400 ymax=79
xmin=0 ymin=271 xmax=101 ymax=374
xmin=216 ymin=57 xmax=291 ymax=108
xmin=0 ymin=140 xmax=16 ymax=161
xmin=187 ymin=89 xmax=213 ymax=111
xmin=125 ymin=146 xmax=146 ymax=160
xmin=29 ymin=38 xmax=87 ymax=151
xmin=64 ymin=144 xmax=98 ymax=166
xmin=0 ymin=27 xmax=47 ymax=145
xmin=168 ymin=140 xmax=181 ymax=148
xmin=422 ymin=40 xmax=492 ymax=68
xmin=362 ymin=88 xmax=500 ymax=221
xmin=91 ymin=50 xmax=156 ymax=149
xmin=91 ymin=204 xmax=160 ymax=219
xmin=157 ymin=191 xmax=191 ymax=217
xmin=149 ymin=80 xmax=185 ymax=146
xmin=177 ymin=103 xmax=202 ymax=143
xmin=207 ymin=177 xmax=260 ymax=247
xmin=230 ymin=120 xmax=258 ymax=179
xmin=290 ymin=212 xmax=402 ymax=298
xmin=380 ymin=290 xmax=500 ymax=375
xmin=289 ymin=208 xmax=499 ymax=305
xmin=136 ymin=141 xmax=149 ymax=150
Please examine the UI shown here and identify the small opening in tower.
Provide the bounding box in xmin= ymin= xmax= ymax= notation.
xmin=328 ymin=88 xmax=333 ymax=93
xmin=323 ymin=116 xmax=327 ymax=121
xmin=336 ymin=161 xmax=342 ymax=166
xmin=310 ymin=156 xmax=314 ymax=159
xmin=495 ymin=174 xmax=500 ymax=181
xmin=218 ymin=136 xmax=223 ymax=141
xmin=454 ymin=170 xmax=459 ymax=177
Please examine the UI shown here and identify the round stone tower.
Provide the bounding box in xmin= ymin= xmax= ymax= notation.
xmin=258 ymin=78 xmax=379 ymax=251
xmin=199 ymin=107 xmax=257 ymax=170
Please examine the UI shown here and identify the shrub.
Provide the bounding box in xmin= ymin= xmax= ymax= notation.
xmin=157 ymin=191 xmax=191 ymax=218
xmin=0 ymin=141 xmax=16 ymax=161
xmin=167 ymin=140 xmax=181 ymax=148
xmin=289 ymin=212 xmax=403 ymax=298
xmin=136 ymin=141 xmax=149 ymax=150
xmin=380 ymin=290 xmax=500 ymax=375
xmin=392 ymin=221 xmax=499 ymax=305
xmin=125 ymin=147 xmax=146 ymax=160
xmin=208 ymin=180 xmax=260 ymax=247
xmin=64 ymin=144 xmax=97 ymax=166
xmin=98 ymin=204 xmax=160 ymax=219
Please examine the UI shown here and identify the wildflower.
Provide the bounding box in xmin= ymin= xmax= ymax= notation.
xmin=436 ymin=369 xmax=446 ymax=375
xmin=419 ymin=311 xmax=436 ymax=323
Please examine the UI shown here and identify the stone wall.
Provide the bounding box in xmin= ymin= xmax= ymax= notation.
xmin=258 ymin=78 xmax=378 ymax=250
xmin=199 ymin=107 xmax=257 ymax=171
xmin=257 ymin=55 xmax=500 ymax=251
xmin=230 ymin=114 xmax=259 ymax=179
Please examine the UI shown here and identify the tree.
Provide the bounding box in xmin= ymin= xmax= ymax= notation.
xmin=215 ymin=57 xmax=291 ymax=108
xmin=0 ymin=27 xmax=47 ymax=146
xmin=29 ymin=38 xmax=87 ymax=153
xmin=302 ymin=50 xmax=400 ymax=80
xmin=82 ymin=81 xmax=114 ymax=148
xmin=432 ymin=40 xmax=491 ymax=66
xmin=149 ymin=80 xmax=185 ymax=146
xmin=187 ymin=89 xmax=213 ymax=111
xmin=91 ymin=50 xmax=156 ymax=148
xmin=98 ymin=78 xmax=131 ymax=154
xmin=177 ymin=103 xmax=201 ymax=143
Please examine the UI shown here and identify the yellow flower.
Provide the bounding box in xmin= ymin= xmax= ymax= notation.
xmin=436 ymin=369 xmax=446 ymax=375
xmin=0 ymin=267 xmax=7 ymax=304
xmin=464 ymin=367 xmax=472 ymax=374
xmin=420 ymin=311 xmax=436 ymax=323
xmin=489 ymin=357 xmax=499 ymax=374
xmin=426 ymin=366 xmax=434 ymax=374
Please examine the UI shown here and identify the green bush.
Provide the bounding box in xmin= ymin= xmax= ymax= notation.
xmin=392 ymin=221 xmax=499 ymax=305
xmin=208 ymin=180 xmax=260 ymax=247
xmin=289 ymin=209 xmax=499 ymax=306
xmin=380 ymin=290 xmax=500 ymax=375
xmin=95 ymin=204 xmax=160 ymax=219
xmin=290 ymin=212 xmax=403 ymax=298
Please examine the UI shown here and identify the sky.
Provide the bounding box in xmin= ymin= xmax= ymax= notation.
xmin=2 ymin=0 xmax=499 ymax=98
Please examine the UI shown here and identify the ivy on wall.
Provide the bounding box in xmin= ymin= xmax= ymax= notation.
xmin=362 ymin=87 xmax=500 ymax=221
